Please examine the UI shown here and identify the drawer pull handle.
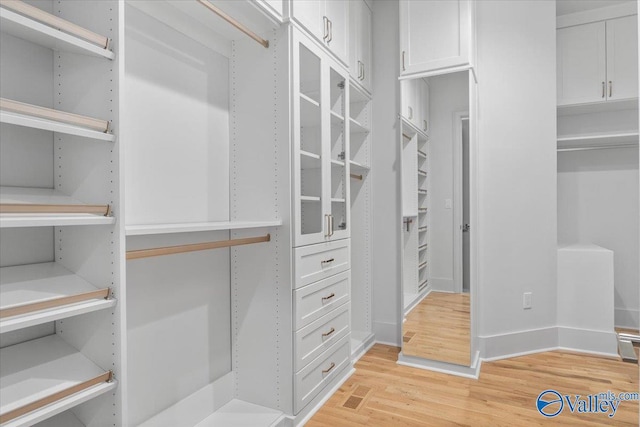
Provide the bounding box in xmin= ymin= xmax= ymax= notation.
xmin=322 ymin=362 xmax=336 ymax=374
xmin=321 ymin=258 xmax=335 ymax=265
xmin=322 ymin=293 xmax=335 ymax=301
xmin=322 ymin=327 xmax=336 ymax=337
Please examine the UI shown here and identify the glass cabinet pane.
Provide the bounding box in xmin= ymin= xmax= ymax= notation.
xmin=329 ymin=67 xmax=347 ymax=234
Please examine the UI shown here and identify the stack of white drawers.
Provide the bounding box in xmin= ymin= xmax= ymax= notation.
xmin=292 ymin=239 xmax=352 ymax=413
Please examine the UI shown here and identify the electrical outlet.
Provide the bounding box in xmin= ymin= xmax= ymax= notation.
xmin=523 ymin=292 xmax=532 ymax=310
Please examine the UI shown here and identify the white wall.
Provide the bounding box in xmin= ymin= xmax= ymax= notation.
xmin=558 ymin=148 xmax=639 ymax=328
xmin=476 ymin=1 xmax=558 ymax=357
xmin=427 ymin=72 xmax=469 ymax=291
xmin=371 ymin=0 xmax=402 ymax=345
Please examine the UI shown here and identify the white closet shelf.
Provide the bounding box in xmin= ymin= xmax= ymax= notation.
xmin=349 ymin=160 xmax=370 ymax=173
xmin=418 ymin=170 xmax=427 ymax=177
xmin=195 ymin=400 xmax=283 ymax=427
xmin=125 ymin=220 xmax=282 ymax=236
xmin=557 ymin=98 xmax=639 ymax=116
xmin=0 ymin=187 xmax=114 ymax=228
xmin=349 ymin=117 xmax=369 ymax=134
xmin=418 ymin=261 xmax=427 ymax=271
xmin=417 ymin=150 xmax=427 ymax=159
xmin=418 ymin=189 xmax=427 ymax=195
xmin=301 ymin=100 xmax=321 ymax=128
xmin=300 ymin=93 xmax=320 ymax=108
xmin=557 ymin=131 xmax=639 ymax=150
xmin=32 ymin=411 xmax=84 ymax=427
xmin=330 ymin=159 xmax=346 ymax=167
xmin=300 ymin=196 xmax=321 ymax=202
xmin=331 ymin=198 xmax=346 ymax=203
xmin=418 ymin=226 xmax=428 ymax=233
xmin=0 ymin=108 xmax=114 ymax=143
xmin=0 ymin=5 xmax=114 ymax=60
xmin=401 ymin=117 xmax=428 ymax=141
xmin=419 ymin=244 xmax=428 ymax=252
xmin=0 ymin=335 xmax=117 ymax=427
xmin=330 ymin=110 xmax=345 ymax=124
xmin=349 ymin=85 xmax=371 ymax=104
xmin=300 ymin=150 xmax=321 ymax=169
xmin=0 ymin=262 xmax=115 ymax=334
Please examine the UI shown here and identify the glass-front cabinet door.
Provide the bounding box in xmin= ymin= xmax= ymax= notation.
xmin=293 ymin=30 xmax=350 ymax=247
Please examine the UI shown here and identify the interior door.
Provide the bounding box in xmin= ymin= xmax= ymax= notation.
xmin=557 ymin=21 xmax=606 ymax=106
xmin=606 ymin=15 xmax=639 ymax=102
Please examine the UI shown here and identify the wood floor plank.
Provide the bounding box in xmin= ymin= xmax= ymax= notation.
xmin=307 ymin=344 xmax=639 ymax=426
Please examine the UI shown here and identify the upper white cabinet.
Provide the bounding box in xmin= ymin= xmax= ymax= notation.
xmin=349 ymin=0 xmax=372 ymax=93
xmin=401 ymin=78 xmax=429 ymax=133
xmin=291 ymin=0 xmax=349 ymax=65
xmin=606 ymin=15 xmax=639 ymax=102
xmin=293 ymin=29 xmax=350 ymax=247
xmin=255 ymin=0 xmax=284 ymax=22
xmin=399 ymin=0 xmax=473 ymax=76
xmin=557 ymin=15 xmax=638 ymax=106
xmin=419 ymin=79 xmax=430 ymax=134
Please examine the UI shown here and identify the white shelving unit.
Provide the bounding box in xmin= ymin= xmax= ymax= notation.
xmin=0 ymin=1 xmax=122 ymax=425
xmin=349 ymin=82 xmax=374 ymax=360
xmin=0 ymin=6 xmax=114 ymax=60
xmin=125 ymin=220 xmax=282 ymax=236
xmin=0 ymin=262 xmax=115 ymax=333
xmin=0 ymin=335 xmax=117 ymax=427
xmin=557 ymin=131 xmax=639 ymax=150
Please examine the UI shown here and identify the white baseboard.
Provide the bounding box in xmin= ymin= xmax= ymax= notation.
xmin=428 ymin=277 xmax=454 ymax=292
xmin=479 ymin=327 xmax=557 ymax=361
xmin=351 ymin=332 xmax=376 ymax=362
xmin=373 ymin=320 xmax=401 ymax=347
xmin=615 ymin=307 xmax=640 ymax=330
xmin=397 ymin=351 xmax=482 ymax=379
xmin=557 ymin=326 xmax=619 ymax=357
xmin=480 ymin=326 xmax=621 ymax=362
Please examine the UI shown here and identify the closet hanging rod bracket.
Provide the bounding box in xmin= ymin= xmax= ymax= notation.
xmin=126 ymin=233 xmax=271 ymax=260
xmin=196 ymin=0 xmax=269 ymax=49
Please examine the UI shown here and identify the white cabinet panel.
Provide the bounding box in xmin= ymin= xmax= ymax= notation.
xmin=419 ymin=79 xmax=430 ymax=134
xmin=349 ymin=0 xmax=372 ymax=93
xmin=291 ymin=0 xmax=324 ymax=41
xmin=325 ymin=0 xmax=348 ymax=65
xmin=606 ymin=15 xmax=639 ymax=102
xmin=400 ymin=0 xmax=472 ymax=76
xmin=557 ymin=21 xmax=606 ymax=106
xmin=293 ymin=239 xmax=350 ymax=288
xmin=293 ymin=270 xmax=350 ymax=330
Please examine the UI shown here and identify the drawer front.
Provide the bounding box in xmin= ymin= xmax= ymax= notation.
xmin=294 ymin=271 xmax=350 ymax=330
xmin=294 ymin=302 xmax=350 ymax=371
xmin=294 ymin=239 xmax=350 ymax=289
xmin=294 ymin=335 xmax=351 ymax=414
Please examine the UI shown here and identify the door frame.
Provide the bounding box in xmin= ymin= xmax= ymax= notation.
xmin=453 ymin=111 xmax=469 ymax=294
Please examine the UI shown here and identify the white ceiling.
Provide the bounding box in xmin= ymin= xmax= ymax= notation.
xmin=556 ymin=0 xmax=635 ymax=16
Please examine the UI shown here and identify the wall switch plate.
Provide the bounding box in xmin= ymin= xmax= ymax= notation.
xmin=445 ymin=199 xmax=452 ymax=209
xmin=523 ymin=292 xmax=532 ymax=309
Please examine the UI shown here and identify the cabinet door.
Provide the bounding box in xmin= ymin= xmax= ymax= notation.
xmin=399 ymin=0 xmax=471 ymax=76
xmin=348 ymin=0 xmax=359 ymax=75
xmin=419 ymin=80 xmax=429 ymax=134
xmin=325 ymin=0 xmax=348 ymax=66
xmin=557 ymin=22 xmax=606 ymax=106
xmin=254 ymin=0 xmax=283 ymax=21
xmin=325 ymin=59 xmax=350 ymax=241
xmin=358 ymin=0 xmax=372 ymax=92
xmin=606 ymin=15 xmax=639 ymax=102
xmin=294 ymin=32 xmax=326 ymax=246
xmin=292 ymin=0 xmax=325 ymax=42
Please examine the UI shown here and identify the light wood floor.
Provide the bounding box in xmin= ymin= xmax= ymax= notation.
xmin=308 ymin=345 xmax=639 ymax=426
xmin=403 ymin=292 xmax=470 ymax=366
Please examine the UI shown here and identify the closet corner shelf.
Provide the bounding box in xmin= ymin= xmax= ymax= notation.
xmin=0 ymin=5 xmax=114 ymax=60
xmin=0 ymin=187 xmax=114 ymax=228
xmin=300 ymin=150 xmax=321 ymax=169
xmin=300 ymin=196 xmax=321 ymax=202
xmin=31 ymin=411 xmax=84 ymax=427
xmin=349 ymin=160 xmax=370 ymax=174
xmin=330 ymin=159 xmax=346 ymax=167
xmin=330 ymin=110 xmax=345 ymax=124
xmin=349 ymin=84 xmax=371 ymax=104
xmin=557 ymin=131 xmax=639 ymax=151
xmin=418 ymin=170 xmax=427 ymax=177
xmin=0 ymin=262 xmax=115 ymax=334
xmin=0 ymin=101 xmax=115 ymax=142
xmin=125 ymin=220 xmax=282 ymax=236
xmin=331 ymin=198 xmax=346 ymax=203
xmin=0 ymin=335 xmax=117 ymax=427
xmin=349 ymin=117 xmax=369 ymax=134
xmin=300 ymin=93 xmax=320 ymax=108
xmin=401 ymin=117 xmax=428 ymax=141
xmin=417 ymin=150 xmax=427 ymax=159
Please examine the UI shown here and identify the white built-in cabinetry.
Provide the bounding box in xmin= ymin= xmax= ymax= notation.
xmin=0 ymin=1 xmax=122 ymax=425
xmin=557 ymin=14 xmax=638 ymax=106
xmin=349 ymin=0 xmax=372 ymax=93
xmin=401 ymin=79 xmax=430 ymax=133
xmin=291 ymin=0 xmax=348 ymax=65
xmin=399 ymin=0 xmax=474 ymax=76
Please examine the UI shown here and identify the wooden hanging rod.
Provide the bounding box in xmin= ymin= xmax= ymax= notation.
xmin=350 ymin=173 xmax=363 ymax=180
xmin=0 ymin=370 xmax=113 ymax=424
xmin=0 ymin=203 xmax=111 ymax=216
xmin=0 ymin=288 xmax=110 ymax=319
xmin=0 ymin=98 xmax=110 ymax=133
xmin=0 ymin=0 xmax=110 ymax=48
xmin=197 ymin=0 xmax=269 ymax=49
xmin=127 ymin=233 xmax=271 ymax=260
xmin=403 ymin=133 xmax=412 ymax=140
